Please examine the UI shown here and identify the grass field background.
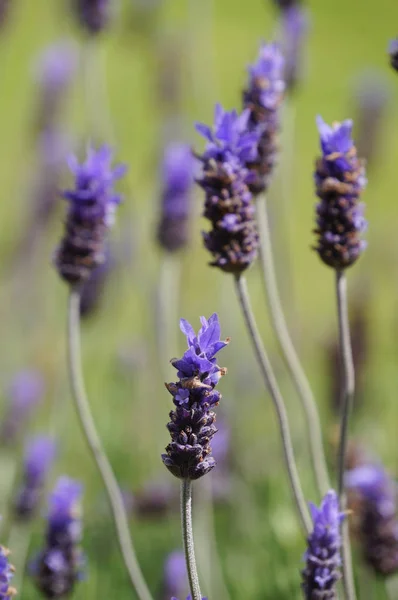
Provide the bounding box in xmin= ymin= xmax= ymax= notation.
xmin=0 ymin=1 xmax=397 ymax=598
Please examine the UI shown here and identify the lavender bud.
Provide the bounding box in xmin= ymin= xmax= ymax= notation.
xmin=13 ymin=436 xmax=57 ymax=520
xmin=301 ymin=490 xmax=345 ymax=599
xmin=279 ymin=5 xmax=309 ymax=92
xmin=161 ymin=313 xmax=229 ymax=480
xmin=162 ymin=551 xmax=187 ymax=600
xmin=195 ymin=104 xmax=261 ymax=273
xmin=134 ymin=480 xmax=177 ymax=518
xmin=73 ymin=0 xmax=111 ymax=35
xmin=0 ymin=544 xmax=16 ymax=599
xmin=313 ymin=116 xmax=367 ymax=270
xmin=389 ymin=38 xmax=398 ymax=72
xmin=33 ymin=477 xmax=84 ymax=598
xmin=54 ymin=146 xmax=127 ymax=286
xmin=1 ymin=370 xmax=44 ymax=444
xmin=157 ymin=143 xmax=195 ymax=252
xmin=346 ymin=464 xmax=398 ymax=576
xmin=243 ymin=42 xmax=285 ymax=195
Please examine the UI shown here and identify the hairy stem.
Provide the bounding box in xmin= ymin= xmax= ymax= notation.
xmin=335 ymin=270 xmax=357 ymax=600
xmin=234 ymin=274 xmax=311 ymax=534
xmin=181 ymin=479 xmax=202 ymax=600
xmin=256 ymin=194 xmax=330 ymax=496
xmin=67 ymin=288 xmax=153 ymax=600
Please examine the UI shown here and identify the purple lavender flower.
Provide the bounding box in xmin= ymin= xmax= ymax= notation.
xmin=79 ymin=244 xmax=113 ymax=317
xmin=302 ymin=490 xmax=345 ymax=599
xmin=33 ymin=477 xmax=84 ymax=598
xmin=162 ymin=314 xmax=229 ymax=480
xmin=157 ymin=143 xmax=195 ymax=252
xmin=0 ymin=0 xmax=10 ymax=28
xmin=243 ymin=42 xmax=285 ymax=194
xmin=34 ymin=41 xmax=77 ymax=131
xmin=0 ymin=545 xmax=15 ymax=599
xmin=279 ymin=5 xmax=309 ymax=91
xmin=272 ymin=0 xmax=300 ymax=7
xmin=196 ymin=104 xmax=260 ymax=273
xmin=346 ymin=464 xmax=398 ymax=575
xmin=0 ymin=370 xmax=44 ymax=444
xmin=13 ymin=436 xmax=57 ymax=520
xmin=73 ymin=0 xmax=111 ymax=34
xmin=162 ymin=551 xmax=187 ymax=600
xmin=54 ymin=145 xmax=127 ymax=285
xmin=389 ymin=38 xmax=398 ymax=71
xmin=314 ymin=116 xmax=367 ymax=270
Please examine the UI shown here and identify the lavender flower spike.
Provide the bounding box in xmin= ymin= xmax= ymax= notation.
xmin=14 ymin=436 xmax=57 ymax=520
xmin=55 ymin=145 xmax=127 ymax=286
xmin=196 ymin=104 xmax=260 ymax=273
xmin=314 ymin=116 xmax=367 ymax=270
xmin=162 ymin=313 xmax=229 ymax=480
xmin=162 ymin=551 xmax=187 ymax=600
xmin=157 ymin=143 xmax=195 ymax=252
xmin=33 ymin=476 xmax=84 ymax=599
xmin=389 ymin=38 xmax=398 ymax=72
xmin=302 ymin=490 xmax=345 ymax=599
xmin=279 ymin=5 xmax=309 ymax=92
xmin=346 ymin=463 xmax=398 ymax=575
xmin=0 ymin=370 xmax=44 ymax=444
xmin=73 ymin=0 xmax=111 ymax=34
xmin=243 ymin=42 xmax=285 ymax=194
xmin=0 ymin=544 xmax=15 ymax=599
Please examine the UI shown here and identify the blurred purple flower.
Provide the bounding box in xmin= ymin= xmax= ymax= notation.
xmin=55 ymin=145 xmax=127 ymax=285
xmin=162 ymin=314 xmax=229 ymax=480
xmin=14 ymin=436 xmax=57 ymax=520
xmin=279 ymin=5 xmax=309 ymax=91
xmin=302 ymin=490 xmax=345 ymax=598
xmin=33 ymin=476 xmax=84 ymax=598
xmin=346 ymin=463 xmax=398 ymax=575
xmin=73 ymin=0 xmax=111 ymax=34
xmin=210 ymin=418 xmax=230 ymax=469
xmin=79 ymin=245 xmax=114 ymax=317
xmin=314 ymin=116 xmax=367 ymax=270
xmin=1 ymin=370 xmax=44 ymax=444
xmin=0 ymin=0 xmax=10 ymax=28
xmin=0 ymin=544 xmax=15 ymax=599
xmin=163 ymin=551 xmax=187 ymax=600
xmin=389 ymin=38 xmax=398 ymax=72
xmin=157 ymin=143 xmax=195 ymax=252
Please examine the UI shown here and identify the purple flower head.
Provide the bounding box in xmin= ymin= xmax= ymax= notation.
xmin=33 ymin=477 xmax=84 ymax=598
xmin=346 ymin=463 xmax=398 ymax=575
xmin=314 ymin=116 xmax=367 ymax=270
xmin=162 ymin=314 xmax=228 ymax=480
xmin=195 ymin=104 xmax=260 ymax=273
xmin=302 ymin=490 xmax=345 ymax=598
xmin=0 ymin=545 xmax=15 ymax=599
xmin=280 ymin=5 xmax=309 ymax=91
xmin=157 ymin=143 xmax=195 ymax=252
xmin=1 ymin=370 xmax=44 ymax=444
xmin=163 ymin=551 xmax=187 ymax=600
xmin=55 ymin=145 xmax=127 ymax=285
xmin=243 ymin=42 xmax=285 ymax=194
xmin=73 ymin=0 xmax=111 ymax=34
xmin=0 ymin=0 xmax=11 ymax=28
xmin=171 ymin=598 xmax=208 ymax=600
xmin=389 ymin=38 xmax=398 ymax=72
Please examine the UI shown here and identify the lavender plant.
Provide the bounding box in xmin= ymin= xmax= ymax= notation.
xmin=314 ymin=116 xmax=367 ymax=600
xmin=73 ymin=0 xmax=111 ymax=35
xmin=0 ymin=544 xmax=15 ymax=598
xmin=275 ymin=1 xmax=309 ymax=92
xmin=54 ymin=146 xmax=153 ymax=600
xmin=0 ymin=371 xmax=44 ymax=445
xmin=162 ymin=550 xmax=187 ymax=600
xmin=32 ymin=477 xmax=84 ymax=598
xmin=389 ymin=39 xmax=398 ymax=71
xmin=161 ymin=314 xmax=228 ymax=600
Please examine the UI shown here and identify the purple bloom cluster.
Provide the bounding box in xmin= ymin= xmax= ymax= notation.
xmin=279 ymin=5 xmax=308 ymax=91
xmin=1 ymin=370 xmax=44 ymax=444
xmin=162 ymin=551 xmax=187 ymax=600
xmin=314 ymin=116 xmax=367 ymax=270
xmin=196 ymin=104 xmax=260 ymax=273
xmin=73 ymin=0 xmax=111 ymax=34
xmin=55 ymin=145 xmax=126 ymax=285
xmin=0 ymin=545 xmax=15 ymax=599
xmin=162 ymin=313 xmax=229 ymax=480
xmin=243 ymin=42 xmax=285 ymax=194
xmin=33 ymin=477 xmax=84 ymax=598
xmin=346 ymin=464 xmax=398 ymax=575
xmin=302 ymin=490 xmax=345 ymax=599
xmin=157 ymin=143 xmax=195 ymax=252
xmin=14 ymin=436 xmax=57 ymax=520
xmin=389 ymin=38 xmax=398 ymax=72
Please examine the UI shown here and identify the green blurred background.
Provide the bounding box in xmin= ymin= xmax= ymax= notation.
xmin=0 ymin=0 xmax=398 ymax=598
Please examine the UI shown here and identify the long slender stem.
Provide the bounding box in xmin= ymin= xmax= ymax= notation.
xmin=335 ymin=270 xmax=357 ymax=600
xmin=181 ymin=479 xmax=202 ymax=600
xmin=256 ymin=194 xmax=330 ymax=496
xmin=67 ymin=288 xmax=153 ymax=600
xmin=234 ymin=274 xmax=311 ymax=534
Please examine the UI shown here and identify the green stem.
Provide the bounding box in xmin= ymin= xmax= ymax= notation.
xmin=181 ymin=479 xmax=202 ymax=600
xmin=335 ymin=270 xmax=357 ymax=600
xmin=256 ymin=194 xmax=330 ymax=496
xmin=234 ymin=274 xmax=311 ymax=534
xmin=67 ymin=288 xmax=153 ymax=600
